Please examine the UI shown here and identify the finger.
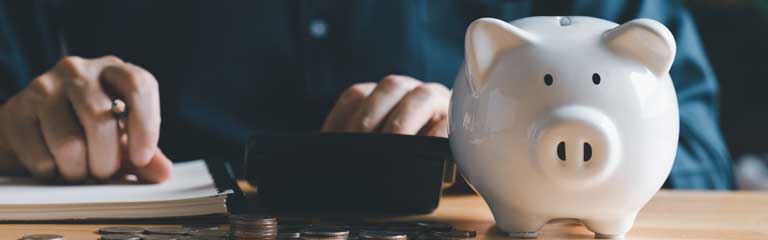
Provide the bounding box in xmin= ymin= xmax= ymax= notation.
xmin=381 ymin=83 xmax=450 ymax=135
xmin=100 ymin=63 xmax=161 ymax=167
xmin=39 ymin=96 xmax=88 ymax=182
xmin=321 ymin=83 xmax=376 ymax=131
xmin=348 ymin=75 xmax=421 ymax=132
xmin=65 ymin=74 xmax=121 ymax=180
xmin=117 ymin=143 xmax=172 ymax=183
xmin=11 ymin=122 xmax=57 ymax=180
xmin=422 ymin=117 xmax=449 ymax=138
xmin=1 ymin=93 xmax=57 ymax=180
xmin=133 ymin=150 xmax=173 ymax=183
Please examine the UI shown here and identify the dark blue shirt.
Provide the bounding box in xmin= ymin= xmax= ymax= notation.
xmin=0 ymin=0 xmax=733 ymax=189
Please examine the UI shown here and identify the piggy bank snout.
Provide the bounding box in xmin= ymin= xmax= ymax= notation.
xmin=531 ymin=106 xmax=621 ymax=187
xmin=552 ymin=132 xmax=596 ymax=163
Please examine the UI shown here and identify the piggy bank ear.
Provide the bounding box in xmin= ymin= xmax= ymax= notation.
xmin=604 ymin=19 xmax=676 ymax=76
xmin=465 ymin=18 xmax=534 ymax=92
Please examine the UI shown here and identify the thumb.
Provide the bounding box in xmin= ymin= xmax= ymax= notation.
xmin=133 ymin=149 xmax=173 ymax=183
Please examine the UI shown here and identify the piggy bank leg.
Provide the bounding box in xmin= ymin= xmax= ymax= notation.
xmin=494 ymin=214 xmax=548 ymax=238
xmin=582 ymin=214 xmax=637 ymax=239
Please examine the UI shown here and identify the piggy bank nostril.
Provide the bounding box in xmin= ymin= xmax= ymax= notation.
xmin=557 ymin=141 xmax=566 ymax=161
xmin=584 ymin=142 xmax=593 ymax=162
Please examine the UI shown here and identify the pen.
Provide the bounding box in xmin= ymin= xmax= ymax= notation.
xmin=111 ymin=99 xmax=128 ymax=118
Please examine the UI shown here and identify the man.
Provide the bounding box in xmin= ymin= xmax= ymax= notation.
xmin=0 ymin=0 xmax=733 ymax=189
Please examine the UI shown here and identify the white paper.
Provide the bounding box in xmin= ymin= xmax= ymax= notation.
xmin=0 ymin=160 xmax=224 ymax=205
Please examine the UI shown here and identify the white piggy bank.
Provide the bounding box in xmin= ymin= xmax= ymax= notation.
xmin=449 ymin=16 xmax=679 ymax=238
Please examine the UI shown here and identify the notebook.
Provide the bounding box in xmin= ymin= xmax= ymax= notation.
xmin=0 ymin=160 xmax=234 ymax=221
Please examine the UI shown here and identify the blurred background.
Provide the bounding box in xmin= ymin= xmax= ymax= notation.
xmin=686 ymin=0 xmax=768 ymax=190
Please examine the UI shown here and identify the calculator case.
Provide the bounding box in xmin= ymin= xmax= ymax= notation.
xmin=244 ymin=133 xmax=455 ymax=215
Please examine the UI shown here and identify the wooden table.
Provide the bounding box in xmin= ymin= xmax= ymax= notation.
xmin=0 ymin=190 xmax=766 ymax=240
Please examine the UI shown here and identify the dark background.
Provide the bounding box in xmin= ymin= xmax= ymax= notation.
xmin=687 ymin=0 xmax=768 ymax=161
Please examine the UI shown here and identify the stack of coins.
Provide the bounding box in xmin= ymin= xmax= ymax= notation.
xmin=300 ymin=226 xmax=350 ymax=240
xmin=230 ymin=214 xmax=279 ymax=239
xmin=20 ymin=219 xmax=475 ymax=240
xmin=94 ymin=225 xmax=226 ymax=240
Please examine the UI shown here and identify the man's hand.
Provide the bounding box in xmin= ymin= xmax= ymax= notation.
xmin=0 ymin=55 xmax=171 ymax=183
xmin=322 ymin=75 xmax=450 ymax=137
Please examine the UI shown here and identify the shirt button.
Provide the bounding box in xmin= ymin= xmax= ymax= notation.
xmin=309 ymin=19 xmax=328 ymax=39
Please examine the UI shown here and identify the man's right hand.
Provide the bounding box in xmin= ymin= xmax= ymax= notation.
xmin=0 ymin=55 xmax=172 ymax=183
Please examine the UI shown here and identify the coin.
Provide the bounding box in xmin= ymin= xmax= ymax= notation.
xmin=20 ymin=234 xmax=64 ymax=240
xmin=145 ymin=226 xmax=190 ymax=235
xmin=358 ymin=231 xmax=407 ymax=240
xmin=301 ymin=226 xmax=350 ymax=237
xmin=278 ymin=226 xmax=304 ymax=239
xmin=278 ymin=232 xmax=301 ymax=239
xmin=414 ymin=221 xmax=453 ymax=231
xmin=229 ymin=213 xmax=279 ymax=239
xmin=99 ymin=234 xmax=142 ymax=240
xmin=425 ymin=229 xmax=477 ymax=239
xmin=182 ymin=224 xmax=220 ymax=231
xmin=98 ymin=226 xmax=146 ymax=235
xmin=142 ymin=235 xmax=180 ymax=240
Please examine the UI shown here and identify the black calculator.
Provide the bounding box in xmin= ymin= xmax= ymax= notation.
xmin=244 ymin=133 xmax=455 ymax=215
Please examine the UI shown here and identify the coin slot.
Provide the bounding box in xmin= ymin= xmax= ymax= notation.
xmin=557 ymin=141 xmax=566 ymax=161
xmin=584 ymin=142 xmax=592 ymax=162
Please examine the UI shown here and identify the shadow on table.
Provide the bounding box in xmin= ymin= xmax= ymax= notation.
xmin=485 ymin=219 xmax=598 ymax=240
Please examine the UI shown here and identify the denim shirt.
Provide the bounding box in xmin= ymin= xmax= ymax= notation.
xmin=0 ymin=0 xmax=733 ymax=189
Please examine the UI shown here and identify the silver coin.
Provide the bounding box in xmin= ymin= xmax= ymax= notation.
xmin=142 ymin=234 xmax=181 ymax=240
xmin=358 ymin=231 xmax=407 ymax=240
xmin=231 ymin=224 xmax=278 ymax=229
xmin=145 ymin=226 xmax=190 ymax=235
xmin=278 ymin=232 xmax=301 ymax=239
xmin=99 ymin=234 xmax=142 ymax=240
xmin=414 ymin=221 xmax=453 ymax=231
xmin=301 ymin=226 xmax=350 ymax=237
xmin=428 ymin=229 xmax=477 ymax=238
xmin=98 ymin=226 xmax=146 ymax=234
xmin=277 ymin=226 xmax=303 ymax=238
xmin=182 ymin=224 xmax=220 ymax=231
xmin=20 ymin=234 xmax=64 ymax=240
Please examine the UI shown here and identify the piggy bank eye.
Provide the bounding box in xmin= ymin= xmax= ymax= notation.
xmin=592 ymin=73 xmax=601 ymax=85
xmin=544 ymin=74 xmax=553 ymax=86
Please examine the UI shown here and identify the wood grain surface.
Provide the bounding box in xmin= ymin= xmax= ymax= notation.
xmin=0 ymin=190 xmax=766 ymax=240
